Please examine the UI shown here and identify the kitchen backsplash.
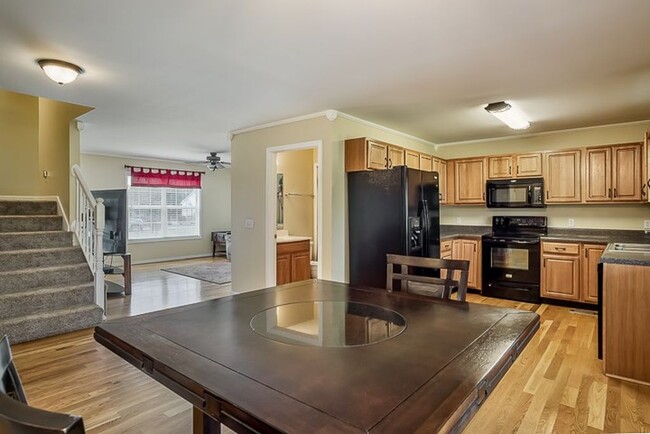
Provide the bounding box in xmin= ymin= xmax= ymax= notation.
xmin=440 ymin=204 xmax=650 ymax=230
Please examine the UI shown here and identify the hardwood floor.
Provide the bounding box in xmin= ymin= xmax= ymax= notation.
xmin=11 ymin=263 xmax=650 ymax=433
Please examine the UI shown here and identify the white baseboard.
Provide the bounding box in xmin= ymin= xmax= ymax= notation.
xmin=132 ymin=253 xmax=215 ymax=265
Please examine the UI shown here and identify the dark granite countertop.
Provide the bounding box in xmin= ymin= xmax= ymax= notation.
xmin=440 ymin=225 xmax=491 ymax=240
xmin=541 ymin=229 xmax=650 ymax=245
xmin=600 ymin=244 xmax=650 ymax=266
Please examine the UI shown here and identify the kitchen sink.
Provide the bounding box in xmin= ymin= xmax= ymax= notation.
xmin=606 ymin=243 xmax=650 ymax=253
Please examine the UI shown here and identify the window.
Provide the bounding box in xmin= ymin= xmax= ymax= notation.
xmin=128 ymin=186 xmax=200 ymax=240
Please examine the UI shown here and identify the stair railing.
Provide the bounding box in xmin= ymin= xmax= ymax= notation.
xmin=71 ymin=164 xmax=105 ymax=314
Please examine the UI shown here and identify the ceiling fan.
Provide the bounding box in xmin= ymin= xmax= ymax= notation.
xmin=187 ymin=152 xmax=231 ymax=171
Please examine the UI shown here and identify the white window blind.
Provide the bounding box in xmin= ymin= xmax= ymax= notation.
xmin=128 ymin=186 xmax=200 ymax=240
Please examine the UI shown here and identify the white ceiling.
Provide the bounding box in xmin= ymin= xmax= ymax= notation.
xmin=1 ymin=0 xmax=649 ymax=161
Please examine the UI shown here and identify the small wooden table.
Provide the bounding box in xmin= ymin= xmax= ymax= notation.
xmin=95 ymin=280 xmax=539 ymax=433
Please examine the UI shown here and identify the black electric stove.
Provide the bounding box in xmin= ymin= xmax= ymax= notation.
xmin=482 ymin=216 xmax=547 ymax=303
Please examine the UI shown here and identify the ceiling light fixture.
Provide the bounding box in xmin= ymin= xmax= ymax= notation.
xmin=37 ymin=59 xmax=84 ymax=85
xmin=484 ymin=101 xmax=530 ymax=130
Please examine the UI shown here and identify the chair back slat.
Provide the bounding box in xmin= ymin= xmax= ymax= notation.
xmin=386 ymin=254 xmax=469 ymax=302
xmin=0 ymin=335 xmax=27 ymax=403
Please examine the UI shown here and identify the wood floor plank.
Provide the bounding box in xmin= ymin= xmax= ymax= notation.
xmin=8 ymin=261 xmax=650 ymax=434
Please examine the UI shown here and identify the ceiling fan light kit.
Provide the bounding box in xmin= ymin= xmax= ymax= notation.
xmin=37 ymin=59 xmax=84 ymax=85
xmin=205 ymin=152 xmax=231 ymax=171
xmin=484 ymin=101 xmax=531 ymax=130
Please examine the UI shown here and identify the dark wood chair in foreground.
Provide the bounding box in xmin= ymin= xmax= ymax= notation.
xmin=386 ymin=254 xmax=470 ymax=302
xmin=1 ymin=335 xmax=86 ymax=434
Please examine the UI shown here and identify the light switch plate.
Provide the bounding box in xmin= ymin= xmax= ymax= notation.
xmin=245 ymin=218 xmax=254 ymax=229
xmin=644 ymin=220 xmax=650 ymax=230
xmin=568 ymin=218 xmax=575 ymax=227
xmin=456 ymin=217 xmax=462 ymax=224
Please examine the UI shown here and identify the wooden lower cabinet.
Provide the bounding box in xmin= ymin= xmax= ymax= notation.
xmin=541 ymin=241 xmax=605 ymax=303
xmin=450 ymin=238 xmax=481 ymax=290
xmin=276 ymin=240 xmax=311 ymax=285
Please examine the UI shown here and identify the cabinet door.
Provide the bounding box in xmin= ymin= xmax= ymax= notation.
xmin=515 ymin=153 xmax=543 ymax=178
xmin=438 ymin=160 xmax=447 ymax=204
xmin=585 ymin=147 xmax=612 ymax=202
xmin=367 ymin=141 xmax=388 ymax=170
xmin=581 ymin=244 xmax=605 ymax=304
xmin=487 ymin=156 xmax=513 ymax=179
xmin=544 ymin=150 xmax=582 ymax=203
xmin=541 ymin=254 xmax=580 ymax=301
xmin=405 ymin=150 xmax=420 ymax=169
xmin=612 ymin=144 xmax=642 ymax=202
xmin=459 ymin=239 xmax=479 ymax=289
xmin=291 ymin=251 xmax=312 ymax=282
xmin=420 ymin=154 xmax=433 ymax=172
xmin=440 ymin=249 xmax=452 ymax=280
xmin=388 ymin=146 xmax=405 ymax=168
xmin=454 ymin=158 xmax=486 ymax=204
xmin=276 ymin=253 xmax=292 ymax=285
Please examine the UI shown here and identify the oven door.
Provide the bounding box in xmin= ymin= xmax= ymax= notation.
xmin=482 ymin=237 xmax=540 ymax=285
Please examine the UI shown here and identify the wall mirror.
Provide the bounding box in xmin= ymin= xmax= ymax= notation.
xmin=276 ymin=173 xmax=284 ymax=229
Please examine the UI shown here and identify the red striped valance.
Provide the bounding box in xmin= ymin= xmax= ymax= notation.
xmin=129 ymin=166 xmax=202 ymax=189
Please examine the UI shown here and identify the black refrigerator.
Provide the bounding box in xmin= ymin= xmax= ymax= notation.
xmin=348 ymin=166 xmax=440 ymax=290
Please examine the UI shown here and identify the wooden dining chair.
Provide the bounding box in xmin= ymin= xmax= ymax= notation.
xmin=0 ymin=335 xmax=86 ymax=434
xmin=386 ymin=254 xmax=470 ymax=302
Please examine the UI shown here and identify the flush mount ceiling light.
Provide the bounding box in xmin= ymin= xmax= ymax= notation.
xmin=484 ymin=101 xmax=531 ymax=130
xmin=37 ymin=59 xmax=84 ymax=85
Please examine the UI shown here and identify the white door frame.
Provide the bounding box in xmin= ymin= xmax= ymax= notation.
xmin=265 ymin=140 xmax=323 ymax=287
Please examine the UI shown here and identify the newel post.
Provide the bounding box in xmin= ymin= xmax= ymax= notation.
xmin=95 ymin=198 xmax=106 ymax=316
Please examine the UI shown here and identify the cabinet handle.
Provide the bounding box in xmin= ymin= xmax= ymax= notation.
xmin=555 ymin=247 xmax=566 ymax=251
xmin=388 ymin=158 xmax=393 ymax=168
xmin=385 ymin=157 xmax=389 ymax=168
xmin=509 ymin=165 xmax=512 ymax=175
xmin=482 ymin=192 xmax=486 ymax=201
xmin=585 ymin=249 xmax=588 ymax=258
xmin=517 ymin=165 xmax=520 ymax=174
xmin=642 ymin=183 xmax=646 ymax=197
xmin=608 ymin=188 xmax=612 ymax=198
xmin=439 ymin=193 xmax=443 ymax=200
xmin=546 ymin=190 xmax=549 ymax=199
xmin=613 ymin=188 xmax=618 ymax=198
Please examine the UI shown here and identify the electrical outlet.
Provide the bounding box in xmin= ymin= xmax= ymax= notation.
xmin=644 ymin=220 xmax=650 ymax=230
xmin=568 ymin=218 xmax=575 ymax=228
xmin=456 ymin=217 xmax=462 ymax=224
xmin=244 ymin=218 xmax=254 ymax=229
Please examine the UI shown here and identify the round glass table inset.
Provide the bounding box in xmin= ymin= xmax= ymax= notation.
xmin=250 ymin=300 xmax=406 ymax=347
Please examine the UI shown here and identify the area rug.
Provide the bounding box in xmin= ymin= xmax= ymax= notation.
xmin=161 ymin=262 xmax=231 ymax=284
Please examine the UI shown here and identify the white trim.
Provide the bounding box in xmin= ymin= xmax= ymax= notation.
xmin=335 ymin=112 xmax=437 ymax=147
xmin=128 ymin=235 xmax=203 ymax=244
xmin=231 ymin=110 xmax=437 ymax=148
xmin=132 ymin=253 xmax=214 ymax=265
xmin=265 ymin=140 xmax=323 ymax=288
xmin=436 ymin=119 xmax=650 ymax=148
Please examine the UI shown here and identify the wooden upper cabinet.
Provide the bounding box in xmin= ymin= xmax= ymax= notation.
xmin=419 ymin=154 xmax=433 ymax=172
xmin=405 ymin=150 xmax=420 ymax=169
xmin=515 ymin=153 xmax=543 ymax=177
xmin=487 ymin=153 xmax=542 ymax=179
xmin=487 ymin=156 xmax=513 ymax=179
xmin=454 ymin=158 xmax=486 ymax=204
xmin=544 ymin=150 xmax=582 ymax=203
xmin=388 ymin=146 xmax=405 ymax=168
xmin=585 ymin=147 xmax=612 ymax=202
xmin=433 ymin=159 xmax=448 ymax=204
xmin=584 ymin=143 xmax=642 ymax=203
xmin=612 ymin=144 xmax=642 ymax=201
xmin=367 ymin=141 xmax=389 ymax=170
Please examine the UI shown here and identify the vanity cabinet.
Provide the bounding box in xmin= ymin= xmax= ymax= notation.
xmin=277 ymin=240 xmax=311 ymax=285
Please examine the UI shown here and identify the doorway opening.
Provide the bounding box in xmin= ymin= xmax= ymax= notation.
xmin=265 ymin=141 xmax=323 ymax=287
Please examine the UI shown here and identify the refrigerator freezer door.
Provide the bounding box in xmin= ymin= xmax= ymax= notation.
xmin=422 ymin=171 xmax=441 ymax=259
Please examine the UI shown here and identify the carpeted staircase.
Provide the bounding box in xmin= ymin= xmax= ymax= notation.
xmin=0 ymin=200 xmax=103 ymax=343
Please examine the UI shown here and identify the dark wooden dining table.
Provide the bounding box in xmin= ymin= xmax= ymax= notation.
xmin=94 ymin=279 xmax=539 ymax=433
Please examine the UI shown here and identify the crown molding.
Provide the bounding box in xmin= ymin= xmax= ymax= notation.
xmin=230 ymin=110 xmax=437 ymax=148
xmin=436 ymin=119 xmax=650 ymax=148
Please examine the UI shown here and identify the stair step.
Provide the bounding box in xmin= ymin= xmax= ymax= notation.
xmin=0 ymin=247 xmax=86 ymax=272
xmin=0 ymin=283 xmax=95 ymax=318
xmin=0 ymin=200 xmax=58 ymax=216
xmin=0 ymin=231 xmax=72 ymax=251
xmin=0 ymin=263 xmax=93 ymax=294
xmin=0 ymin=215 xmax=63 ymax=232
xmin=0 ymin=305 xmax=103 ymax=344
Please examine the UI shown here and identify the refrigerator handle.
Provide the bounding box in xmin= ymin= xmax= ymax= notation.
xmin=421 ymin=199 xmax=430 ymax=256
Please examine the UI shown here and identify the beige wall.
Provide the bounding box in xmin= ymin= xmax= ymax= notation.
xmin=80 ymin=153 xmax=231 ymax=263
xmin=231 ymin=114 xmax=437 ymax=292
xmin=437 ymin=121 xmax=650 ymax=230
xmin=276 ymin=149 xmax=316 ymax=238
xmin=0 ymin=88 xmax=92 ymax=216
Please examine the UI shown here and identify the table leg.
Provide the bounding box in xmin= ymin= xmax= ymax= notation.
xmin=123 ymin=253 xmax=132 ymax=295
xmin=193 ymin=406 xmax=221 ymax=434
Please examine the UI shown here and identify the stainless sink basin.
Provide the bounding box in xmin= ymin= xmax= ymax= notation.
xmin=607 ymin=243 xmax=650 ymax=253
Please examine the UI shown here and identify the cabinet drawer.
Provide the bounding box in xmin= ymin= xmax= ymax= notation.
xmin=441 ymin=239 xmax=453 ymax=253
xmin=542 ymin=242 xmax=580 ymax=255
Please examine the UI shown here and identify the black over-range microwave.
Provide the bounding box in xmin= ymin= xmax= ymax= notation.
xmin=486 ymin=178 xmax=545 ymax=208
